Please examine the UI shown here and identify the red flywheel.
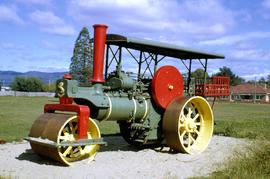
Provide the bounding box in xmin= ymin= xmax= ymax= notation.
xmin=151 ymin=66 xmax=184 ymax=109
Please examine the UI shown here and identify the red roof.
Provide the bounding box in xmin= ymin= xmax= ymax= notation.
xmin=231 ymin=84 xmax=270 ymax=94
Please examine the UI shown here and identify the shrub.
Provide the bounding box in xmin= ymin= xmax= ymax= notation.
xmin=43 ymin=83 xmax=56 ymax=92
xmin=11 ymin=77 xmax=45 ymax=92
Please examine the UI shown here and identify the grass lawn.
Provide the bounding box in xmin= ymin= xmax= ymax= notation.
xmin=213 ymin=102 xmax=270 ymax=140
xmin=0 ymin=96 xmax=54 ymax=142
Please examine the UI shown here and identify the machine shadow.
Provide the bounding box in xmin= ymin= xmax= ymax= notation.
xmin=100 ymin=134 xmax=171 ymax=153
xmin=16 ymin=149 xmax=63 ymax=167
xmin=100 ymin=135 xmax=139 ymax=152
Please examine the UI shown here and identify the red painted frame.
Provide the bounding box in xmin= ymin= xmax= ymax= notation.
xmin=195 ymin=76 xmax=230 ymax=97
xmin=44 ymin=103 xmax=89 ymax=139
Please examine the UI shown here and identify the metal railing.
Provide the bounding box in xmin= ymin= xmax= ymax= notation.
xmin=194 ymin=76 xmax=230 ymax=97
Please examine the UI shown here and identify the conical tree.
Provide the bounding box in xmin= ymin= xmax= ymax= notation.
xmin=70 ymin=27 xmax=93 ymax=86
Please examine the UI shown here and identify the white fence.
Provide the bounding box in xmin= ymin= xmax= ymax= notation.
xmin=0 ymin=91 xmax=54 ymax=97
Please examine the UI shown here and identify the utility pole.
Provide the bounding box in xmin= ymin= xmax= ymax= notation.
xmin=48 ymin=79 xmax=51 ymax=92
xmin=253 ymin=77 xmax=256 ymax=103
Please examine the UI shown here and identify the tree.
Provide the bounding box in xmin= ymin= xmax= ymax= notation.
xmin=258 ymin=77 xmax=266 ymax=86
xmin=214 ymin=66 xmax=245 ymax=86
xmin=267 ymin=75 xmax=270 ymax=88
xmin=11 ymin=77 xmax=45 ymax=92
xmin=267 ymin=75 xmax=270 ymax=82
xmin=43 ymin=82 xmax=56 ymax=92
xmin=191 ymin=68 xmax=209 ymax=79
xmin=70 ymin=27 xmax=93 ymax=86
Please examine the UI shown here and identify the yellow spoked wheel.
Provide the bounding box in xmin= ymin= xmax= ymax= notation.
xmin=57 ymin=116 xmax=101 ymax=165
xmin=29 ymin=113 xmax=101 ymax=165
xmin=163 ymin=96 xmax=214 ymax=154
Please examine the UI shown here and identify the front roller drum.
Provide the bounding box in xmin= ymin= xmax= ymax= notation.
xmin=163 ymin=96 xmax=214 ymax=154
xmin=29 ymin=113 xmax=101 ymax=165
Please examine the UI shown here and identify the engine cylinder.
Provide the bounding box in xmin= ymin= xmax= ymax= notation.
xmin=94 ymin=96 xmax=149 ymax=122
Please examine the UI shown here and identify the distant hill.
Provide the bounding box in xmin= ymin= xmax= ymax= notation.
xmin=0 ymin=71 xmax=67 ymax=86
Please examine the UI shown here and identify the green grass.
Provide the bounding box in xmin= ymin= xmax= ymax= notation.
xmin=213 ymin=102 xmax=270 ymax=140
xmin=0 ymin=96 xmax=119 ymax=142
xmin=0 ymin=96 xmax=56 ymax=142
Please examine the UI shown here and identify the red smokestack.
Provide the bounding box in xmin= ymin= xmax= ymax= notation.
xmin=91 ymin=24 xmax=108 ymax=83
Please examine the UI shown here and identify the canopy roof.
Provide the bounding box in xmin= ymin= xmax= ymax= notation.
xmin=105 ymin=34 xmax=224 ymax=59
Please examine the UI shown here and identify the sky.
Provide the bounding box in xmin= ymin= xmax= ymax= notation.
xmin=0 ymin=0 xmax=270 ymax=80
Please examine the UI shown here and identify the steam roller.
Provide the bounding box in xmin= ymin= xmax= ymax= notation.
xmin=26 ymin=24 xmax=228 ymax=165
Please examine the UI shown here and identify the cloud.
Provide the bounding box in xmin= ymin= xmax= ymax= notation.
xmin=0 ymin=5 xmax=24 ymax=25
xmin=67 ymin=0 xmax=235 ymax=41
xmin=229 ymin=49 xmax=270 ymax=60
xmin=29 ymin=10 xmax=76 ymax=36
xmin=199 ymin=32 xmax=270 ymax=45
xmin=27 ymin=66 xmax=68 ymax=72
xmin=242 ymin=71 xmax=270 ymax=80
xmin=262 ymin=0 xmax=270 ymax=8
xmin=0 ymin=43 xmax=16 ymax=49
xmin=40 ymin=40 xmax=73 ymax=52
xmin=261 ymin=0 xmax=270 ymax=20
xmin=0 ymin=42 xmax=25 ymax=51
xmin=14 ymin=0 xmax=52 ymax=6
xmin=221 ymin=45 xmax=270 ymax=80
xmin=30 ymin=10 xmax=63 ymax=26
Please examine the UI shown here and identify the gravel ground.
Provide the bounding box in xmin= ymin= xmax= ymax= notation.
xmin=0 ymin=136 xmax=248 ymax=179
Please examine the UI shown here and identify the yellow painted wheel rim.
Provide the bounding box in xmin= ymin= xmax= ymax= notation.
xmin=163 ymin=96 xmax=214 ymax=154
xmin=178 ymin=96 xmax=213 ymax=154
xmin=57 ymin=116 xmax=101 ymax=165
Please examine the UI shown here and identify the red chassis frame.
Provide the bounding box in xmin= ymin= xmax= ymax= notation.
xmin=44 ymin=97 xmax=89 ymax=139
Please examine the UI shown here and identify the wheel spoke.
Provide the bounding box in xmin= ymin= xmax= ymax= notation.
xmin=180 ymin=130 xmax=187 ymax=138
xmin=62 ymin=146 xmax=72 ymax=156
xmin=63 ymin=127 xmax=68 ymax=133
xmin=190 ymin=135 xmax=196 ymax=143
xmin=192 ymin=114 xmax=199 ymax=121
xmin=189 ymin=103 xmax=197 ymax=115
xmin=59 ymin=132 xmax=71 ymax=141
xmin=179 ymin=122 xmax=185 ymax=127
xmin=194 ymin=122 xmax=201 ymax=126
xmin=78 ymin=146 xmax=84 ymax=155
xmin=69 ymin=122 xmax=74 ymax=133
xmin=188 ymin=107 xmax=192 ymax=118
xmin=58 ymin=135 xmax=67 ymax=140
xmin=188 ymin=133 xmax=191 ymax=148
xmin=180 ymin=112 xmax=186 ymax=122
xmin=69 ymin=148 xmax=75 ymax=157
xmin=71 ymin=125 xmax=78 ymax=135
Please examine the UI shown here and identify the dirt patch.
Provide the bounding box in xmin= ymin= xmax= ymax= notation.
xmin=0 ymin=136 xmax=248 ymax=179
xmin=0 ymin=139 xmax=6 ymax=144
